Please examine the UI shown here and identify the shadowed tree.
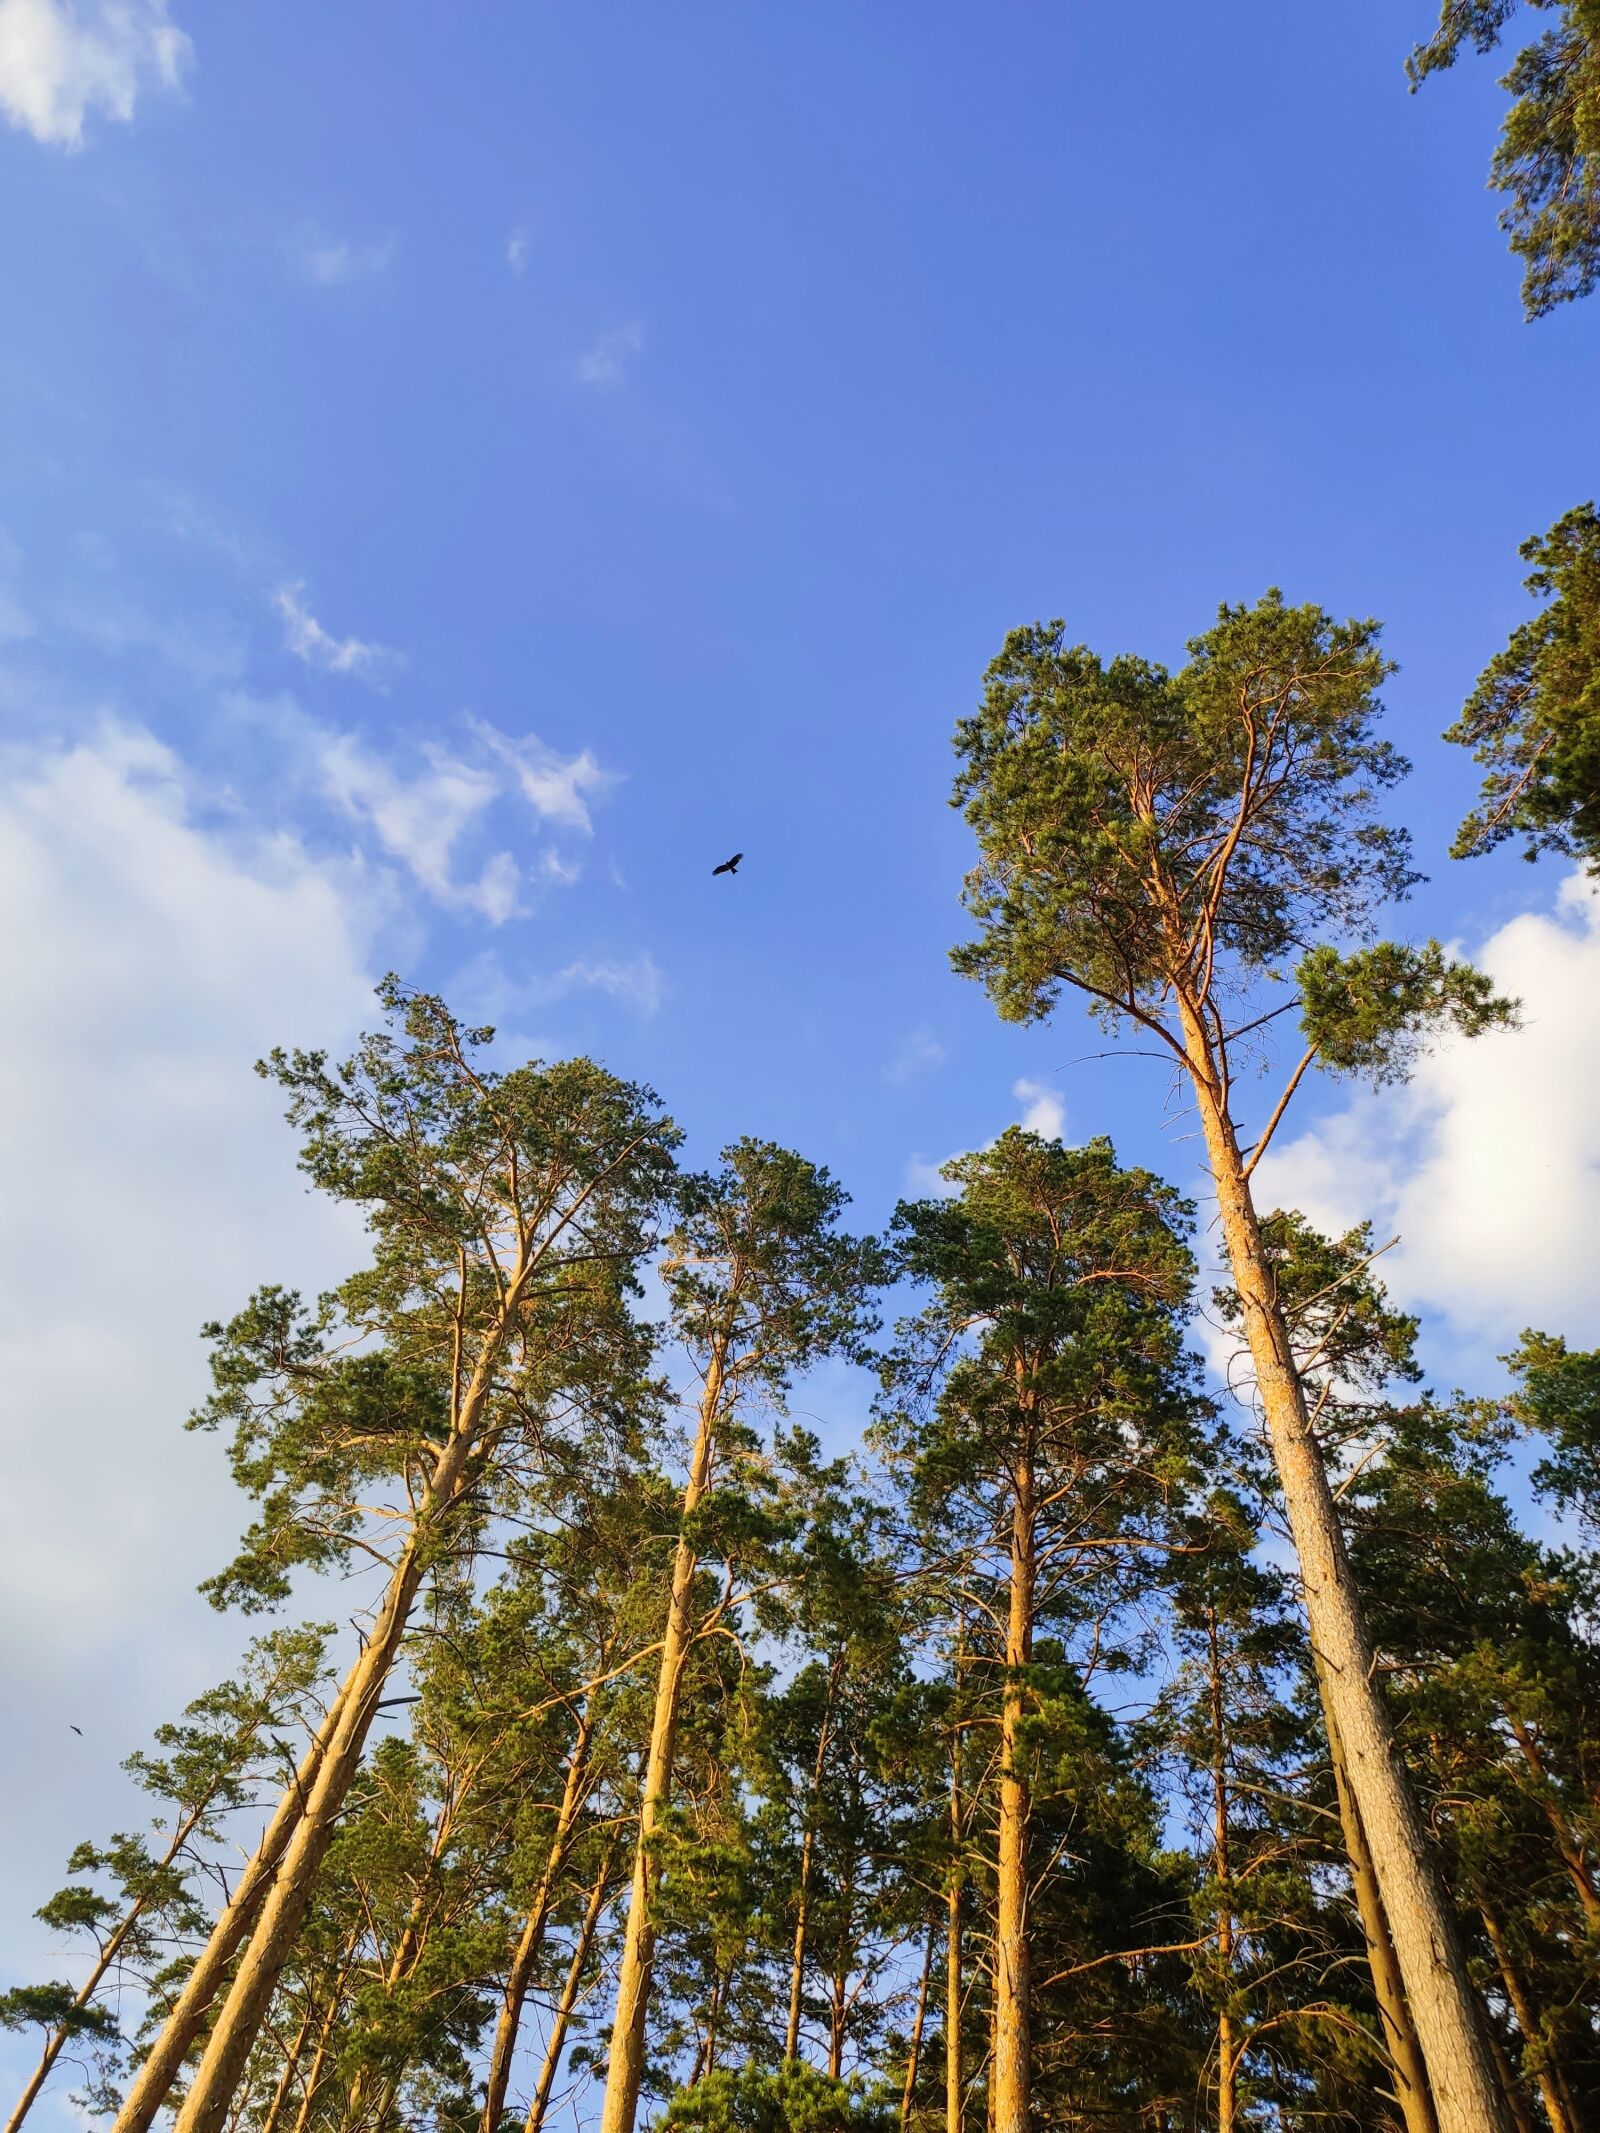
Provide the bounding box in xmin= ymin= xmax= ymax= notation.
xmin=948 ymin=592 xmax=1517 ymax=2131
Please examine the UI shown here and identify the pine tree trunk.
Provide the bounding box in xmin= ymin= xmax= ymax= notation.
xmin=1178 ymin=1002 xmax=1510 ymax=2133
xmin=285 ymin=1973 xmax=347 ymax=2133
xmin=1482 ymin=2023 xmax=1539 ymax=2133
xmin=900 ymin=1921 xmax=935 ymax=2129
xmin=945 ymin=1746 xmax=964 ymax=2133
xmin=1503 ymin=1713 xmax=1600 ymax=1931
xmin=1207 ymin=1603 xmax=1237 ymax=2133
xmin=256 ymin=1996 xmax=316 ymax=2133
xmin=523 ymin=1848 xmax=614 ymax=2133
xmin=5 ymin=1796 xmax=214 ymax=2133
xmin=786 ymin=1651 xmax=843 ymax=2062
xmin=597 ymin=1340 xmax=726 ymax=2133
xmin=110 ymin=1685 xmax=352 ymax=2133
xmin=164 ymin=1242 xmax=540 ymax=2133
xmin=1478 ymin=1898 xmax=1580 ymax=2133
xmin=479 ymin=1710 xmax=595 ymax=2133
xmin=1320 ymin=1680 xmax=1438 ymax=2133
xmin=992 ymin=1462 xmax=1034 ymax=2133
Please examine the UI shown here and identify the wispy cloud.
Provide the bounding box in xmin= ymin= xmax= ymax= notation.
xmin=274 ymin=582 xmax=398 ymax=683
xmin=317 ymin=730 xmax=518 ymax=923
xmin=0 ymin=0 xmax=191 ymax=149
xmin=471 ymin=717 xmax=618 ymax=834
xmin=302 ymin=234 xmax=396 ymax=287
xmin=886 ymin=1027 xmax=945 ymax=1085
xmin=575 ymin=320 xmax=644 ymax=388
xmin=542 ymin=952 xmax=665 ymax=1017
xmin=1013 ymin=1076 xmax=1066 ymax=1141
xmin=506 ymin=227 xmax=529 ymax=276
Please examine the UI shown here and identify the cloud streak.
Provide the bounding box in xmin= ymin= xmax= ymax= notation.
xmin=274 ymin=582 xmax=398 ymax=683
xmin=576 ymin=320 xmax=643 ymax=387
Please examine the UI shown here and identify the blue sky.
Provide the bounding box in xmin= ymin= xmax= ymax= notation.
xmin=2 ymin=0 xmax=1599 ymax=2102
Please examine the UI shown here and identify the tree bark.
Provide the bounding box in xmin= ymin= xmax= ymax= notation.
xmin=900 ymin=1920 xmax=935 ymax=2130
xmin=991 ymin=1464 xmax=1034 ymax=2133
xmin=523 ymin=1849 xmax=614 ymax=2133
xmin=945 ymin=1745 xmax=964 ymax=2133
xmin=110 ymin=1684 xmax=352 ymax=2133
xmin=479 ymin=1709 xmax=595 ymax=2133
xmin=166 ymin=1237 xmax=542 ymax=2133
xmin=1179 ymin=999 xmax=1511 ymax=2133
xmin=785 ymin=1650 xmax=844 ymax=2062
xmin=1478 ymin=1897 xmax=1579 ymax=2133
xmin=1320 ymin=1682 xmax=1438 ymax=2133
xmin=1207 ymin=1603 xmax=1237 ymax=2133
xmin=5 ymin=1797 xmax=214 ymax=2133
xmin=1503 ymin=1713 xmax=1600 ymax=1932
xmin=597 ymin=1339 xmax=726 ymax=2133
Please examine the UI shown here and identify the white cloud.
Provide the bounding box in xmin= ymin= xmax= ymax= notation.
xmin=317 ymin=729 xmax=519 ymax=923
xmin=274 ymin=581 xmax=397 ymax=682
xmin=575 ymin=319 xmax=644 ymax=387
xmin=903 ymin=1153 xmax=960 ymax=1200
xmin=0 ymin=0 xmax=190 ymax=149
xmin=506 ymin=227 xmax=529 ymax=276
xmin=0 ymin=720 xmax=373 ymax=1993
xmin=471 ymin=716 xmax=618 ymax=834
xmin=542 ymin=952 xmax=665 ymax=1017
xmin=1255 ymin=874 xmax=1600 ymax=1370
xmin=1014 ymin=1075 xmax=1066 ymax=1141
xmin=886 ymin=1028 xmax=945 ymax=1084
xmin=303 ymin=234 xmax=396 ymax=287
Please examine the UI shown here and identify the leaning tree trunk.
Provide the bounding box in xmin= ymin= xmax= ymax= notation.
xmin=1179 ymin=1000 xmax=1511 ymax=2133
xmin=165 ymin=1242 xmax=540 ymax=2133
xmin=109 ymin=1682 xmax=352 ymax=2133
xmin=900 ymin=1920 xmax=935 ymax=2129
xmin=1478 ymin=1897 xmax=1580 ymax=2133
xmin=523 ymin=1846 xmax=615 ymax=2133
xmin=597 ymin=1339 xmax=726 ymax=2133
xmin=1320 ymin=1683 xmax=1438 ymax=2133
xmin=479 ymin=1707 xmax=595 ymax=2133
xmin=991 ymin=1462 xmax=1034 ymax=2133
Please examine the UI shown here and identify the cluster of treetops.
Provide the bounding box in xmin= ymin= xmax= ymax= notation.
xmin=4 ymin=8 xmax=1599 ymax=2133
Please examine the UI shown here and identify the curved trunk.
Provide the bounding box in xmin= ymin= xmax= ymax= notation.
xmin=1180 ymin=999 xmax=1510 ymax=2133
xmin=597 ymin=1341 xmax=726 ymax=2133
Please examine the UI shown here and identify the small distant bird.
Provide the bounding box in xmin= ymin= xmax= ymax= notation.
xmin=712 ymin=852 xmax=743 ymax=877
xmin=69 ymin=1725 xmax=82 ymax=1736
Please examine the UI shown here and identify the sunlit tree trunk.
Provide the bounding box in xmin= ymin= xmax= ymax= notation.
xmin=523 ymin=1848 xmax=614 ymax=2133
xmin=1177 ymin=992 xmax=1510 ymax=2133
xmin=1478 ymin=1897 xmax=1580 ymax=2133
xmin=1320 ymin=1686 xmax=1437 ymax=2133
xmin=597 ymin=1338 xmax=726 ymax=2133
xmin=286 ymin=1958 xmax=353 ymax=2133
xmin=1502 ymin=1712 xmax=1600 ymax=1931
xmin=256 ymin=1993 xmax=316 ymax=2133
xmin=945 ymin=1744 xmax=964 ymax=2133
xmin=5 ymin=1795 xmax=214 ymax=2133
xmin=110 ymin=1683 xmax=352 ymax=2133
xmin=166 ymin=1243 xmax=542 ymax=2133
xmin=991 ymin=1460 xmax=1034 ymax=2133
xmin=479 ymin=1709 xmax=595 ymax=2133
xmin=900 ymin=1921 xmax=935 ymax=2129
xmin=785 ymin=1651 xmax=844 ymax=2063
xmin=1206 ymin=1603 xmax=1238 ymax=2133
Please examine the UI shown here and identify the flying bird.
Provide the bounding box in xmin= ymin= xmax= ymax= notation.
xmin=712 ymin=852 xmax=743 ymax=877
xmin=69 ymin=1725 xmax=82 ymax=1736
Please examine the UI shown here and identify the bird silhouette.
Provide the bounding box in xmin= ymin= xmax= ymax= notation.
xmin=69 ymin=1724 xmax=82 ymax=1736
xmin=712 ymin=852 xmax=743 ymax=877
